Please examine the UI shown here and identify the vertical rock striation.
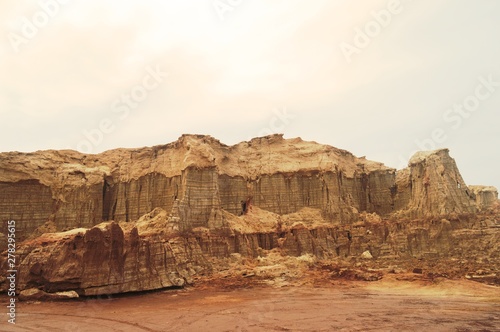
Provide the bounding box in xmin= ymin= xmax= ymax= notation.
xmin=0 ymin=136 xmax=495 ymax=240
xmin=0 ymin=135 xmax=498 ymax=296
xmin=469 ymin=186 xmax=499 ymax=211
xmin=394 ymin=149 xmax=478 ymax=218
xmin=11 ymin=220 xmax=209 ymax=296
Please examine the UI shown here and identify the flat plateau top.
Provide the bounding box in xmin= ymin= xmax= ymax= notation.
xmin=0 ymin=134 xmax=392 ymax=186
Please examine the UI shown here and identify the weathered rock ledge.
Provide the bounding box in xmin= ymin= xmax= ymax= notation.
xmin=1 ymin=135 xmax=495 ymax=240
xmin=0 ymin=135 xmax=498 ymax=296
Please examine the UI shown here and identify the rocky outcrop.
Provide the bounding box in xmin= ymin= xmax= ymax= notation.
xmin=0 ymin=135 xmax=498 ymax=296
xmin=469 ymin=186 xmax=499 ymax=211
xmin=1 ymin=135 xmax=491 ymax=241
xmin=3 ymin=205 xmax=499 ymax=296
xmin=0 ymin=135 xmax=387 ymax=239
xmin=6 ymin=214 xmax=209 ymax=296
xmin=394 ymin=149 xmax=479 ymax=217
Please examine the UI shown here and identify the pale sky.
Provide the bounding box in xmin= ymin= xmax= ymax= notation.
xmin=1 ymin=0 xmax=499 ymax=190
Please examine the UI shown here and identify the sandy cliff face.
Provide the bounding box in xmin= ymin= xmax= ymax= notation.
xmin=394 ymin=149 xmax=478 ymax=218
xmin=469 ymin=185 xmax=499 ymax=211
xmin=5 ymin=206 xmax=499 ymax=296
xmin=2 ymin=134 xmax=489 ymax=240
xmin=0 ymin=135 xmax=498 ymax=296
xmin=12 ymin=217 xmax=209 ymax=296
xmin=1 ymin=134 xmax=398 ymax=239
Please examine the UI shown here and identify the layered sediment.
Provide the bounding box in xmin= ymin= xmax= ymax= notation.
xmin=0 ymin=134 xmax=498 ymax=296
xmin=469 ymin=185 xmax=499 ymax=211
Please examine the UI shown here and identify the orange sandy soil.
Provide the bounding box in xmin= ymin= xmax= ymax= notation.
xmin=1 ymin=274 xmax=499 ymax=332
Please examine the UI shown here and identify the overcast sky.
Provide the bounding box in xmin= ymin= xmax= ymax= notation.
xmin=1 ymin=0 xmax=499 ymax=190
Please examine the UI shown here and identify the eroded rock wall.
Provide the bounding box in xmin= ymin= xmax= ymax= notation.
xmin=5 ymin=222 xmax=209 ymax=296
xmin=177 ymin=167 xmax=220 ymax=230
xmin=196 ymin=218 xmax=472 ymax=260
xmin=394 ymin=149 xmax=478 ymax=217
xmin=0 ymin=180 xmax=54 ymax=237
xmin=2 ymin=135 xmax=499 ymax=297
xmin=218 ymin=169 xmax=396 ymax=224
xmin=102 ymin=172 xmax=181 ymax=222
xmin=5 ymin=206 xmax=498 ymax=296
xmin=0 ymin=136 xmax=496 ymax=241
xmin=469 ymin=186 xmax=499 ymax=211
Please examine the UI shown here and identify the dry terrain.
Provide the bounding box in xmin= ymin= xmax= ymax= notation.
xmin=1 ymin=274 xmax=499 ymax=332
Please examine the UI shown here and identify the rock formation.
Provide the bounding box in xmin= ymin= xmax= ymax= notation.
xmin=1 ymin=135 xmax=493 ymax=240
xmin=393 ymin=149 xmax=478 ymax=218
xmin=0 ymin=134 xmax=498 ymax=296
xmin=12 ymin=218 xmax=209 ymax=296
xmin=469 ymin=186 xmax=499 ymax=211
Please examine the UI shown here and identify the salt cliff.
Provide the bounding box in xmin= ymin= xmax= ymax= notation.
xmin=0 ymin=134 xmax=498 ymax=296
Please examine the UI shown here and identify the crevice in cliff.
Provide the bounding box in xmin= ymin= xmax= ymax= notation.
xmin=102 ymin=178 xmax=112 ymax=221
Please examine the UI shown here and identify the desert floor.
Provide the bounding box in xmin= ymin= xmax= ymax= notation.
xmin=2 ymin=276 xmax=499 ymax=332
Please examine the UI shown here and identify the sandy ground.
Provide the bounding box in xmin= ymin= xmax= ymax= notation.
xmin=1 ymin=277 xmax=499 ymax=332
